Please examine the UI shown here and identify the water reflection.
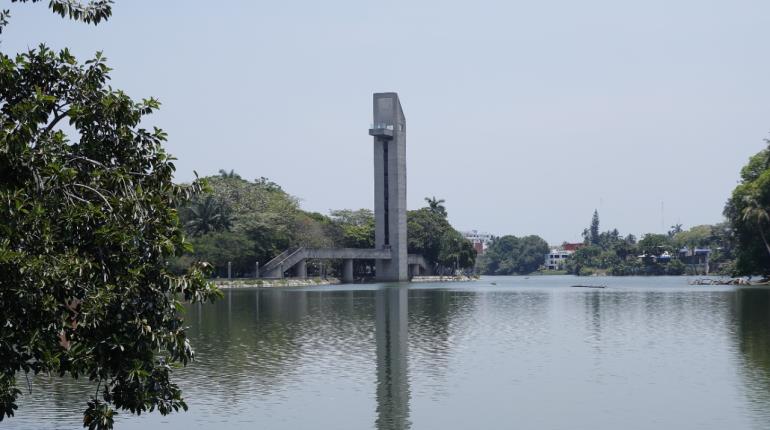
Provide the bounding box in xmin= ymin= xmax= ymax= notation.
xmin=375 ymin=287 xmax=410 ymax=430
xmin=10 ymin=279 xmax=770 ymax=430
xmin=734 ymin=288 xmax=770 ymax=426
xmin=190 ymin=287 xmax=418 ymax=429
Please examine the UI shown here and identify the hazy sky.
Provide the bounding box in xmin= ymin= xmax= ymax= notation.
xmin=5 ymin=0 xmax=770 ymax=244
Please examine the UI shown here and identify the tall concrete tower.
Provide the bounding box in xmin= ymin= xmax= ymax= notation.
xmin=369 ymin=93 xmax=408 ymax=282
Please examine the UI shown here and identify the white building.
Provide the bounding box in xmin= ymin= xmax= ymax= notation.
xmin=461 ymin=230 xmax=493 ymax=254
xmin=544 ymin=249 xmax=573 ymax=270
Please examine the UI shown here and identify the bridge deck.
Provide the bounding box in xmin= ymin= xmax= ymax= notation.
xmin=260 ymin=247 xmax=429 ymax=280
xmin=304 ymin=248 xmax=392 ymax=260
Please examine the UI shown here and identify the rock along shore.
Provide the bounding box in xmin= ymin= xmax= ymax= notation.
xmin=410 ymin=275 xmax=479 ymax=283
xmin=214 ymin=278 xmax=340 ymax=289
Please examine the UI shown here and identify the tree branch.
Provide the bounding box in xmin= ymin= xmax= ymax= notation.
xmin=42 ymin=109 xmax=68 ymax=135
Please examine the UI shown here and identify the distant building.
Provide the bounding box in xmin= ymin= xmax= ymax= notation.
xmin=678 ymin=247 xmax=711 ymax=265
xmin=562 ymin=243 xmax=585 ymax=252
xmin=462 ymin=230 xmax=493 ymax=255
xmin=544 ymin=248 xmax=574 ymax=270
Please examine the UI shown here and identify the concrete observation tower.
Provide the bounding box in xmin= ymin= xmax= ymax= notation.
xmin=259 ymin=92 xmax=426 ymax=282
xmin=369 ymin=93 xmax=408 ymax=282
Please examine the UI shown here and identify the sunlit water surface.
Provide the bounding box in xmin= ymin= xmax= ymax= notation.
xmin=7 ymin=276 xmax=770 ymax=429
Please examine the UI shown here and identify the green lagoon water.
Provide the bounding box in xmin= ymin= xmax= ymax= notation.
xmin=8 ymin=276 xmax=770 ymax=429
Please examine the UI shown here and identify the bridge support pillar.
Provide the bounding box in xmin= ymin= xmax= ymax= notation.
xmin=343 ymin=259 xmax=354 ymax=284
xmin=294 ymin=260 xmax=307 ymax=279
xmin=409 ymin=264 xmax=420 ymax=278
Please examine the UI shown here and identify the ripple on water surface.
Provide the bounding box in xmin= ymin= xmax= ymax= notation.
xmin=7 ymin=278 xmax=770 ymax=430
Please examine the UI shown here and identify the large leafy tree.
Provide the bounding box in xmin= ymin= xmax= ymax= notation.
xmin=725 ymin=142 xmax=770 ymax=275
xmin=408 ymin=206 xmax=475 ymax=271
xmin=0 ymin=2 xmax=220 ymax=429
xmin=329 ymin=209 xmax=375 ymax=248
xmin=478 ymin=235 xmax=549 ymax=275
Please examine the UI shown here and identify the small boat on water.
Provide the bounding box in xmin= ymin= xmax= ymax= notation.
xmin=571 ymin=285 xmax=607 ymax=289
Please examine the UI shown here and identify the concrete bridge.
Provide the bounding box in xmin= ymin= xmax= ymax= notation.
xmin=260 ymin=247 xmax=431 ymax=283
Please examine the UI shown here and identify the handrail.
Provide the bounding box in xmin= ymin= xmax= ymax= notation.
xmin=282 ymin=247 xmax=306 ymax=267
xmin=261 ymin=248 xmax=295 ymax=272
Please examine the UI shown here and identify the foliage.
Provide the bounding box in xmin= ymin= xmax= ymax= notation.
xmin=0 ymin=44 xmax=220 ymax=428
xmin=566 ymin=209 xmax=735 ymax=276
xmin=424 ymin=196 xmax=447 ymax=218
xmin=2 ymin=1 xmax=113 ymax=32
xmin=177 ymin=174 xmax=307 ymax=274
xmin=668 ymin=223 xmax=683 ymax=238
xmin=407 ymin=207 xmax=476 ymax=271
xmin=217 ymin=169 xmax=241 ymax=179
xmin=177 ymin=177 xmax=473 ymax=277
xmin=187 ymin=231 xmax=258 ymax=278
xmin=725 ymin=141 xmax=770 ymax=275
xmin=589 ymin=209 xmax=600 ymax=245
xmin=637 ymin=233 xmax=671 ymax=256
xmin=329 ymin=209 xmax=375 ymax=249
xmin=478 ymin=235 xmax=549 ymax=275
xmin=183 ymin=195 xmax=232 ymax=236
xmin=671 ymin=225 xmax=713 ymax=248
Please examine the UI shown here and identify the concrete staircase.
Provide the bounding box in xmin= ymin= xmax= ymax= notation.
xmin=261 ymin=248 xmax=304 ymax=278
xmin=260 ymin=246 xmax=430 ymax=280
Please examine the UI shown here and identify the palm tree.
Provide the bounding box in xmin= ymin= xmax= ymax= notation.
xmin=185 ymin=196 xmax=233 ymax=236
xmin=425 ymin=196 xmax=447 ymax=217
xmin=668 ymin=223 xmax=683 ymax=238
xmin=218 ymin=169 xmax=241 ymax=179
xmin=741 ymin=195 xmax=770 ymax=257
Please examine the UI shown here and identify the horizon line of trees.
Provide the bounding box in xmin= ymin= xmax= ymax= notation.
xmin=566 ymin=210 xmax=735 ymax=276
xmin=173 ymin=171 xmax=476 ymax=278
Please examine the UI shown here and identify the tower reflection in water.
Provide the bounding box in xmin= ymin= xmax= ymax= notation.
xmin=375 ymin=286 xmax=411 ymax=430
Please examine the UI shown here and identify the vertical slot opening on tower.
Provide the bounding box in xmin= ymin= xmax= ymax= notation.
xmin=382 ymin=139 xmax=390 ymax=246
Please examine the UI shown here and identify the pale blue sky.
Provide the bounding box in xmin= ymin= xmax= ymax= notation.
xmin=5 ymin=0 xmax=770 ymax=243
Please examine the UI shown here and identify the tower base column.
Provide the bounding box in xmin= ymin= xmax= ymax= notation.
xmin=343 ymin=259 xmax=354 ymax=284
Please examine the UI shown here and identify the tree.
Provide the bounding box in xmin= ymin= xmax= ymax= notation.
xmin=2 ymin=1 xmax=113 ymax=29
xmin=184 ymin=195 xmax=233 ymax=236
xmin=637 ymin=233 xmax=671 ymax=256
xmin=668 ymin=223 xmax=683 ymax=238
xmin=671 ymin=225 xmax=711 ymax=249
xmin=218 ymin=169 xmax=241 ymax=179
xmin=424 ymin=196 xmax=447 ymax=218
xmin=590 ymin=210 xmax=600 ymax=245
xmin=479 ymin=235 xmax=549 ymax=275
xmin=187 ymin=231 xmax=257 ymax=278
xmin=329 ymin=209 xmax=375 ymax=249
xmin=408 ymin=207 xmax=475 ymax=271
xmin=1 ymin=3 xmax=220 ymax=429
xmin=725 ymin=141 xmax=770 ymax=275
xmin=740 ymin=195 xmax=770 ymax=257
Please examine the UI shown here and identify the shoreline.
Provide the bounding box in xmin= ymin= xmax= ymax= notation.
xmin=214 ymin=275 xmax=480 ymax=288
xmin=214 ymin=278 xmax=341 ymax=289
xmin=411 ymin=275 xmax=479 ymax=283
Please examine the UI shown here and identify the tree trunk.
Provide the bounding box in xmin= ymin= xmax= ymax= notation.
xmin=759 ymin=224 xmax=770 ymax=258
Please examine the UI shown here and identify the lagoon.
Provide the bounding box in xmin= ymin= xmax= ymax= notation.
xmin=9 ymin=276 xmax=770 ymax=429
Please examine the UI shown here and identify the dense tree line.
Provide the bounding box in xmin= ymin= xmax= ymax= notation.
xmin=566 ymin=211 xmax=734 ymax=276
xmin=174 ymin=174 xmax=475 ymax=277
